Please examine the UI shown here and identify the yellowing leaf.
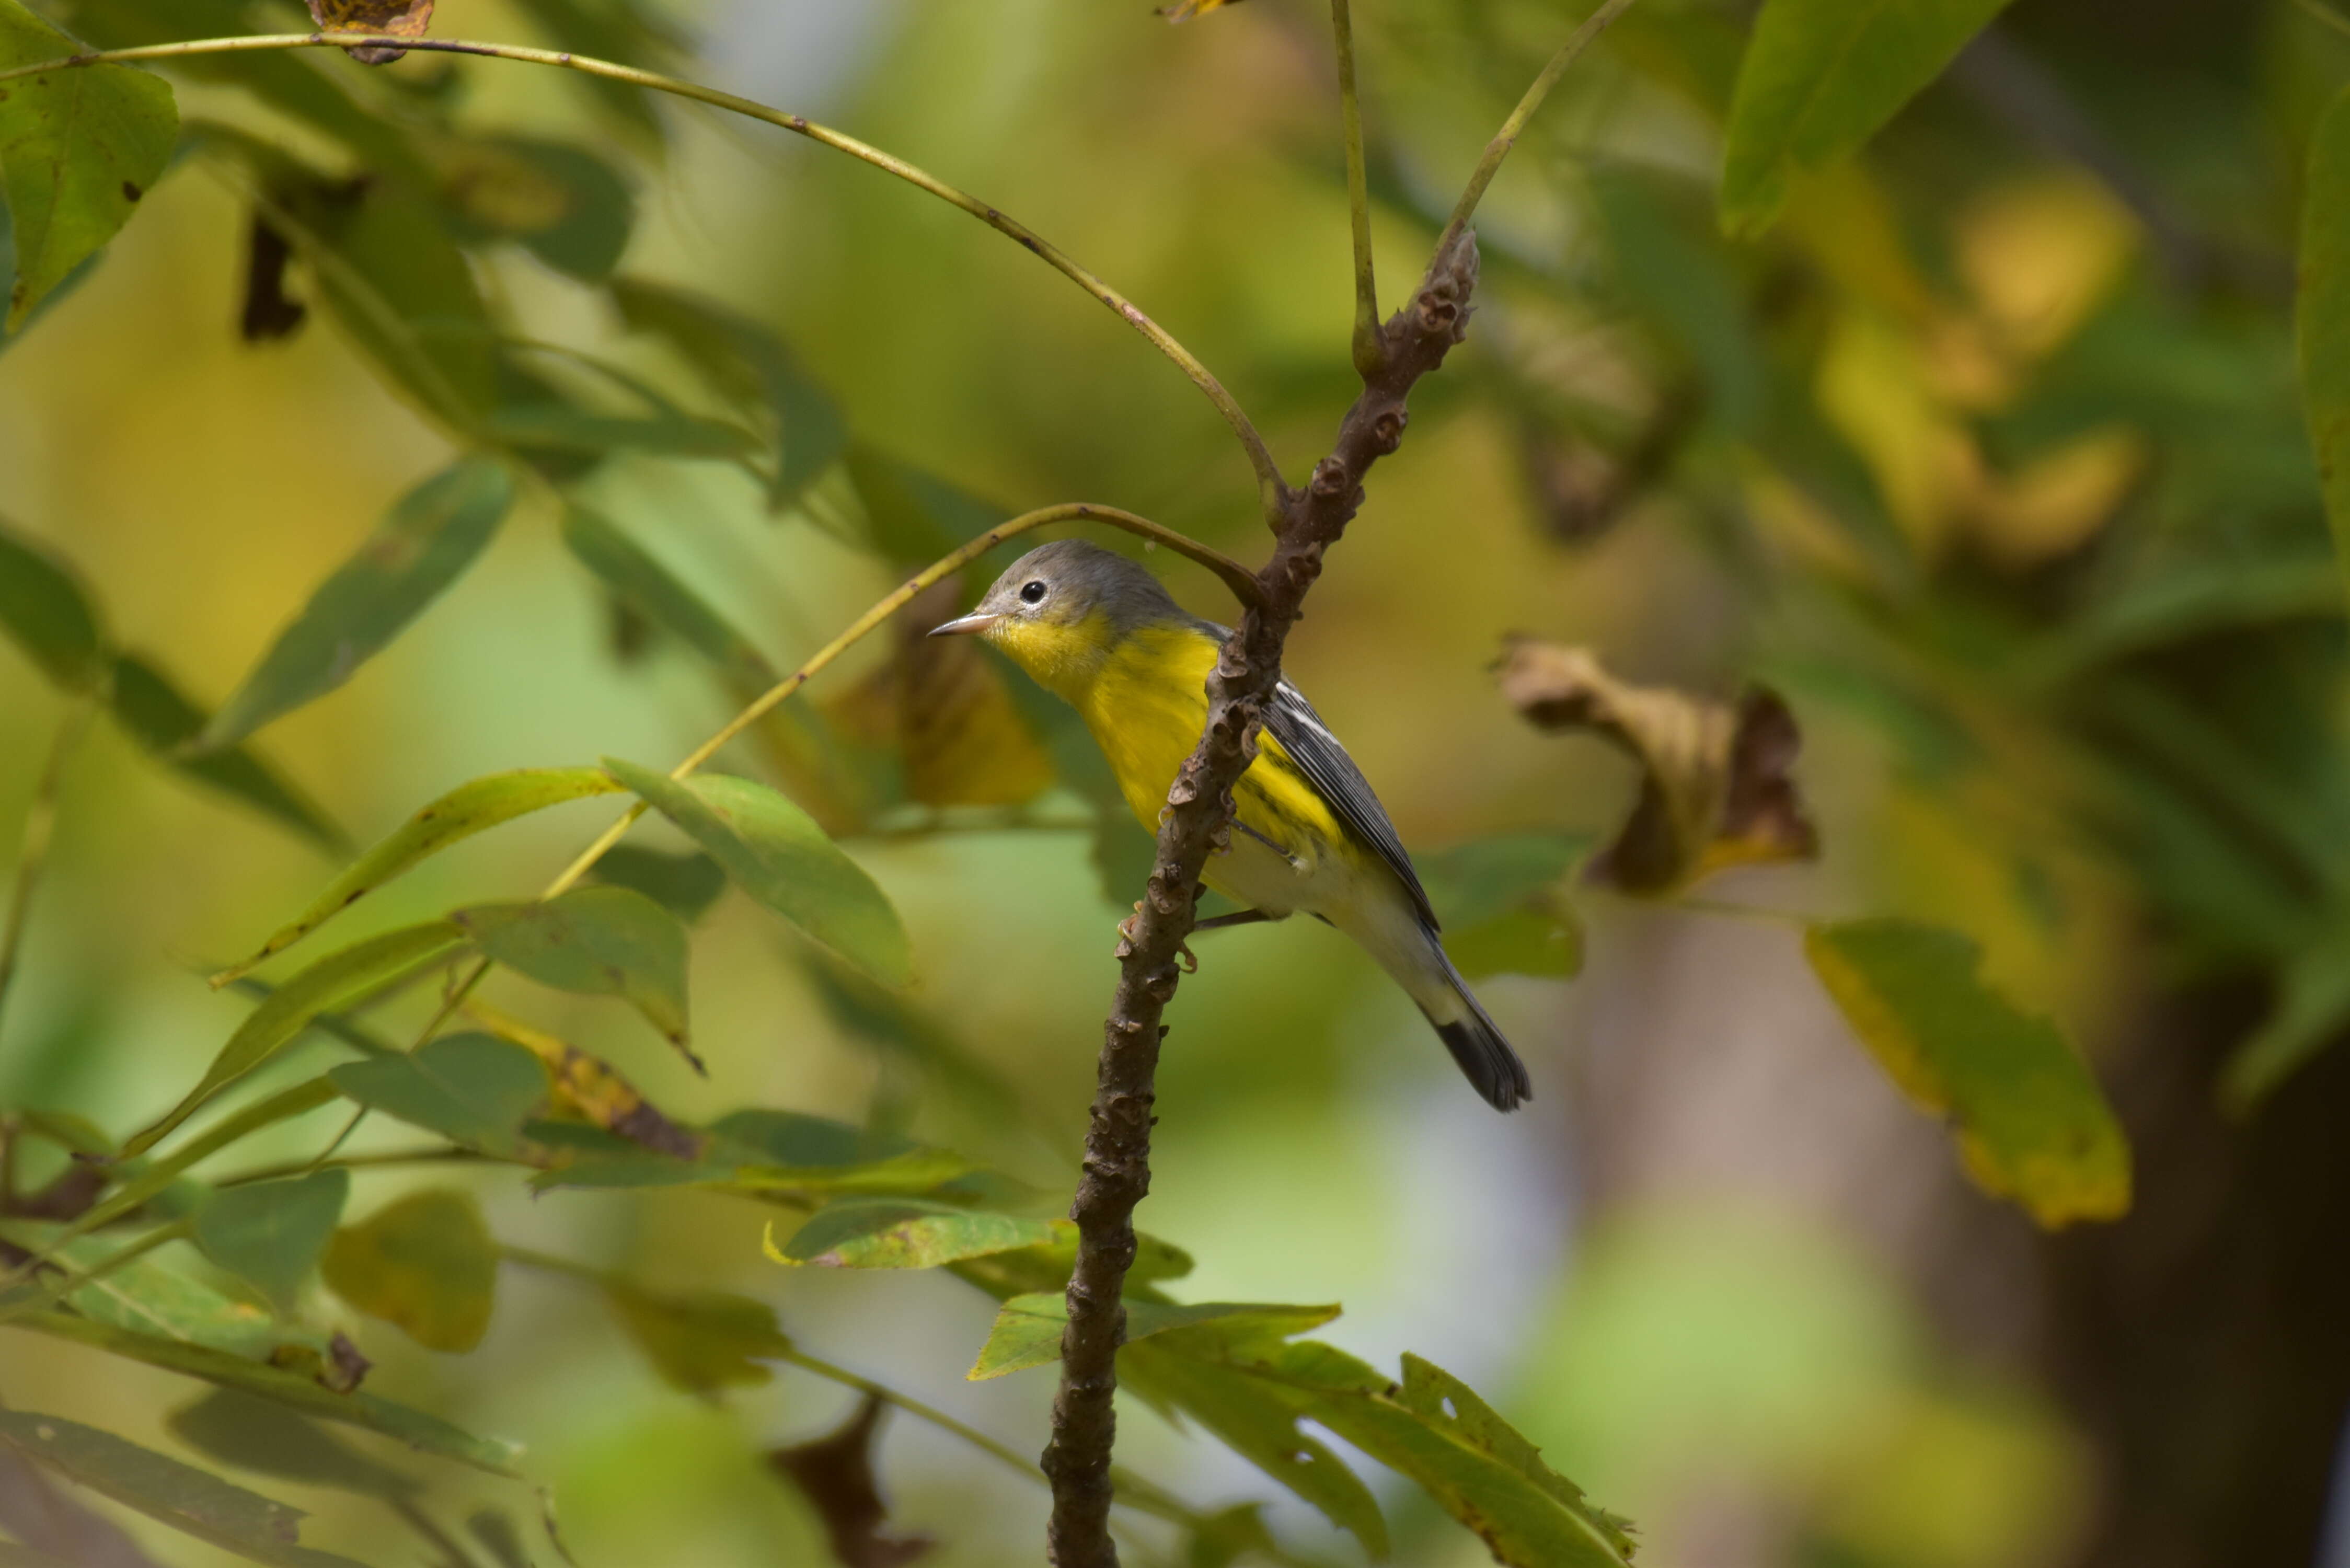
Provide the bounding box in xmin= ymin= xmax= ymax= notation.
xmin=464 ymin=999 xmax=705 ymax=1157
xmin=321 ymin=1189 xmax=497 ymax=1353
xmin=0 ymin=3 xmax=177 ymax=328
xmin=763 ymin=1202 xmax=1057 ymax=1270
xmin=1497 ymin=640 xmax=1816 ymax=894
xmin=306 ymin=0 xmax=434 ymax=64
xmin=1805 ymin=918 xmax=2130 ymax=1227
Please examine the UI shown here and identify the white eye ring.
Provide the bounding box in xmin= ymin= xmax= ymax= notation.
xmin=1019 ymin=580 xmax=1046 ymax=604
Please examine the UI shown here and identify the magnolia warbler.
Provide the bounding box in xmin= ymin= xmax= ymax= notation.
xmin=930 ymin=538 xmax=1531 ymax=1111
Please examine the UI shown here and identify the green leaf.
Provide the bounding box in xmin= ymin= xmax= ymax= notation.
xmin=328 ymin=1032 xmax=548 ymax=1152
xmin=193 ymin=1169 xmax=349 ymax=1315
xmin=218 ymin=767 xmax=624 ymax=982
xmin=22 ymin=1316 xmax=522 ymax=1485
xmin=1805 ymin=918 xmax=2131 ymax=1227
xmin=1418 ymin=834 xmax=1591 ymax=981
xmin=590 ymin=845 xmax=728 ymax=924
xmin=2220 ymin=937 xmax=2350 ymax=1111
xmin=482 ymin=400 xmax=755 ymax=460
xmin=67 ymin=0 xmax=423 ymax=179
xmin=0 ymin=3 xmax=177 ymax=328
xmin=1718 ymin=0 xmax=2013 ymax=237
xmin=20 ymin=1310 xmax=523 ymax=1474
xmin=0 ymin=513 xmax=103 ymax=688
xmin=969 ymin=1294 xmax=1338 ymax=1381
xmin=610 ymin=276 xmax=847 ymax=510
xmin=604 ymin=1282 xmax=792 ymax=1395
xmin=452 ymin=885 xmax=694 ymax=1063
xmin=320 ymin=1188 xmax=497 ymax=1353
xmin=1126 ymin=1335 xmax=1638 ymax=1566
xmin=0 ymin=1409 xmax=369 ymax=1568
xmin=0 ymin=1225 xmax=343 ymax=1376
xmin=168 ymin=1390 xmax=416 ymax=1501
xmin=2299 ymin=83 xmax=2350 ymax=592
xmin=440 ymin=136 xmax=632 ymax=280
xmin=1120 ymin=1339 xmax=1388 ymax=1559
xmin=843 ymin=445 xmax=1005 ymax=565
xmin=767 ymin=1200 xmax=1057 ymax=1270
xmin=123 ymin=922 xmax=467 ymax=1158
xmin=603 ymin=758 xmax=912 ymax=986
xmin=221 ymin=138 xmax=500 ymax=426
xmin=197 ymin=458 xmax=515 ymax=751
xmin=562 ymin=504 xmax=778 ymax=686
xmin=107 ymin=653 xmax=347 ymax=852
xmin=44 ymin=1079 xmax=340 ymax=1252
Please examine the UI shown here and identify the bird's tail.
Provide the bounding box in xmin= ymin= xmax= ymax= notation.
xmin=1421 ymin=940 xmax=1533 ymax=1112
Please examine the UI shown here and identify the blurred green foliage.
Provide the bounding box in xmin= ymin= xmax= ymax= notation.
xmin=2 ymin=0 xmax=2348 ymax=1564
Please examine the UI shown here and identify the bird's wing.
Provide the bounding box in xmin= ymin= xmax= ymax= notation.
xmin=1264 ymin=678 xmax=1438 ymax=930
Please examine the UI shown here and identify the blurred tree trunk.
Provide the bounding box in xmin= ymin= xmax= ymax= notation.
xmin=2042 ymin=985 xmax=2350 ymax=1568
xmin=1566 ymin=905 xmax=2350 ymax=1568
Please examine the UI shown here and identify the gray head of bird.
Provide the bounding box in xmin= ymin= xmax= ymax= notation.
xmin=928 ymin=538 xmax=1197 ymax=688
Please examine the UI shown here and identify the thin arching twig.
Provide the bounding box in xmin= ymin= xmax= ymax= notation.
xmin=1433 ymin=0 xmax=1641 ymax=261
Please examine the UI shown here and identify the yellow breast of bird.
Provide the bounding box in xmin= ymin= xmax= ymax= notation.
xmin=1077 ymin=623 xmax=1352 ymax=914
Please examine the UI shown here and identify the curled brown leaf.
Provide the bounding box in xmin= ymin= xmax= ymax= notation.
xmin=306 ymin=0 xmax=435 ymax=64
xmin=1497 ymin=638 xmax=1816 ymax=894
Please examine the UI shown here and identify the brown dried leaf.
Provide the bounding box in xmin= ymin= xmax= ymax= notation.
xmin=768 ymin=1397 xmax=932 ymax=1568
xmin=829 ymin=583 xmax=1055 ymax=809
xmin=306 ymin=0 xmax=434 ymax=64
xmin=1497 ymin=638 xmax=1816 ymax=894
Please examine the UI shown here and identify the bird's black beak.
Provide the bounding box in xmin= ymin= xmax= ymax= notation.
xmin=927 ymin=612 xmax=1001 ymax=638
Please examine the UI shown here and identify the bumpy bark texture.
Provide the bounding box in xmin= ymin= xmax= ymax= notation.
xmin=1040 ymin=230 xmax=1483 ymax=1566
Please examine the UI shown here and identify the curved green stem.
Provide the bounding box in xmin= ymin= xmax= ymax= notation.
xmin=1432 ymin=0 xmax=1642 ymax=262
xmin=1329 ymin=0 xmax=1381 ymax=377
xmin=0 ymin=32 xmax=1288 ymax=514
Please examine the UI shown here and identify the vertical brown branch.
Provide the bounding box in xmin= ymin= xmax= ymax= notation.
xmin=1041 ymin=230 xmax=1482 ymax=1566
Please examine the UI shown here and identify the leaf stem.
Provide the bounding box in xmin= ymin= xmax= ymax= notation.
xmin=214 ymin=1145 xmax=483 ymax=1189
xmin=1329 ymin=0 xmax=1381 ymax=377
xmin=1431 ymin=0 xmax=1641 ymax=262
xmin=0 ymin=32 xmax=1288 ymax=515
xmin=0 ymin=696 xmax=96 ymax=1046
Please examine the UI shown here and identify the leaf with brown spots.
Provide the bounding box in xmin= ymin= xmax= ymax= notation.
xmin=0 ymin=2 xmax=177 ymax=329
xmin=306 ymin=0 xmax=434 ymax=65
xmin=464 ymin=997 xmax=706 ymax=1158
xmin=1496 ymin=638 xmax=1816 ymax=894
xmin=768 ymin=1397 xmax=932 ymax=1568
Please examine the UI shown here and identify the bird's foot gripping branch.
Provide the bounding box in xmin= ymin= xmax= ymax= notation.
xmin=1043 ymin=229 xmax=1482 ymax=1564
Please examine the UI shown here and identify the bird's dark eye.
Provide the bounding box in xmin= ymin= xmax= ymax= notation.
xmin=1019 ymin=580 xmax=1047 ymax=605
